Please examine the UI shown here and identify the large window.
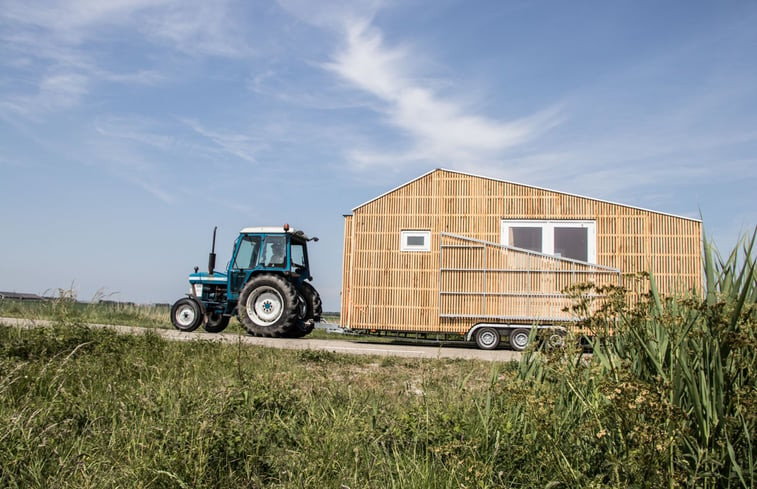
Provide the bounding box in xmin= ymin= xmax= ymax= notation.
xmin=501 ymin=220 xmax=596 ymax=263
xmin=400 ymin=230 xmax=431 ymax=252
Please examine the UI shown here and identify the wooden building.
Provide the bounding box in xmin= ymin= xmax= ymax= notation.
xmin=341 ymin=168 xmax=702 ymax=337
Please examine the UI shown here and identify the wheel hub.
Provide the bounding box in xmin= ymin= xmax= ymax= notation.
xmin=480 ymin=331 xmax=496 ymax=346
xmin=177 ymin=306 xmax=195 ymax=326
xmin=512 ymin=332 xmax=528 ymax=349
xmin=247 ymin=287 xmax=284 ymax=326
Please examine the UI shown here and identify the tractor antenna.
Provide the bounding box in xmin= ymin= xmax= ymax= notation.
xmin=208 ymin=226 xmax=217 ymax=275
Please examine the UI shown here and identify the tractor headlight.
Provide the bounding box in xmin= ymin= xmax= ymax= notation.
xmin=191 ymin=284 xmax=203 ymax=297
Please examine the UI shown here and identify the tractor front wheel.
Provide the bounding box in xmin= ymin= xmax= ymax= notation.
xmin=238 ymin=274 xmax=298 ymax=337
xmin=170 ymin=298 xmax=203 ymax=332
xmin=204 ymin=312 xmax=230 ymax=333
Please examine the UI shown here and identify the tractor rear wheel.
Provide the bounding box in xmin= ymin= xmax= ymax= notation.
xmin=170 ymin=298 xmax=203 ymax=332
xmin=204 ymin=312 xmax=230 ymax=333
xmin=238 ymin=274 xmax=298 ymax=337
xmin=284 ymin=282 xmax=322 ymax=338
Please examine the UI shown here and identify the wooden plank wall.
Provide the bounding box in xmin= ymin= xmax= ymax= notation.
xmin=340 ymin=215 xmax=353 ymax=328
xmin=342 ymin=169 xmax=702 ymax=333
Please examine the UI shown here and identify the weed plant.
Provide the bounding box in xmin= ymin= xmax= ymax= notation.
xmin=511 ymin=229 xmax=756 ymax=487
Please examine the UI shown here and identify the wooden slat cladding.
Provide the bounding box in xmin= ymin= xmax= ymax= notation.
xmin=342 ymin=169 xmax=702 ymax=333
xmin=340 ymin=215 xmax=353 ymax=328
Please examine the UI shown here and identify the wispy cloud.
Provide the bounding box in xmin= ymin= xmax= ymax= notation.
xmin=0 ymin=0 xmax=252 ymax=118
xmin=318 ymin=15 xmax=562 ymax=171
xmin=1 ymin=71 xmax=89 ymax=118
xmin=83 ymin=133 xmax=177 ymax=204
xmin=1 ymin=0 xmax=248 ymax=55
xmin=142 ymin=1 xmax=253 ymax=58
xmin=94 ymin=116 xmax=178 ymax=150
xmin=182 ymin=119 xmax=265 ymax=164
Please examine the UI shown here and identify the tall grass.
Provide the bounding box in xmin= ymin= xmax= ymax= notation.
xmin=0 ymin=318 xmax=521 ymax=488
xmin=0 ymin=293 xmax=341 ymax=335
xmin=0 ymin=292 xmax=171 ymax=329
xmin=514 ymin=228 xmax=756 ymax=487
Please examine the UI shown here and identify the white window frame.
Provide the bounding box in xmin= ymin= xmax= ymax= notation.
xmin=400 ymin=230 xmax=432 ymax=252
xmin=500 ymin=220 xmax=596 ymax=263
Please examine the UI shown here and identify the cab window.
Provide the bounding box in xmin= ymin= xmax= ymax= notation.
xmin=291 ymin=242 xmax=306 ymax=268
xmin=233 ymin=235 xmax=262 ymax=269
xmin=262 ymin=235 xmax=287 ymax=267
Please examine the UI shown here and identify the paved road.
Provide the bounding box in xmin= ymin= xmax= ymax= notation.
xmin=0 ymin=317 xmax=521 ymax=363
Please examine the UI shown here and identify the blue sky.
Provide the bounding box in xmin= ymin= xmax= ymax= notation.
xmin=1 ymin=0 xmax=755 ymax=311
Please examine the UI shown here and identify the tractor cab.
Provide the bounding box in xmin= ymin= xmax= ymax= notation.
xmin=226 ymin=226 xmax=316 ymax=298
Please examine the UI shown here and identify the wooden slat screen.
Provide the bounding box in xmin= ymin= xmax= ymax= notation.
xmin=439 ymin=233 xmax=621 ymax=323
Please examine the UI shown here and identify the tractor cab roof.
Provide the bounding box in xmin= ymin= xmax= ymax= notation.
xmin=239 ymin=226 xmax=316 ymax=242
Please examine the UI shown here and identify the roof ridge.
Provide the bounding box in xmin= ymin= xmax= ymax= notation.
xmin=349 ymin=168 xmax=700 ymax=223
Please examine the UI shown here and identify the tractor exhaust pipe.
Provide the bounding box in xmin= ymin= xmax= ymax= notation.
xmin=208 ymin=226 xmax=217 ymax=275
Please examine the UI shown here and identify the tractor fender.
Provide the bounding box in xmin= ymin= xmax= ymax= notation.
xmin=185 ymin=294 xmax=207 ymax=315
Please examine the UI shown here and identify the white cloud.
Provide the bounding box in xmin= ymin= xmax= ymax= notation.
xmin=1 ymin=71 xmax=89 ymax=118
xmin=0 ymin=0 xmax=253 ymax=118
xmin=1 ymin=0 xmax=244 ymax=55
xmin=320 ymin=16 xmax=562 ymax=171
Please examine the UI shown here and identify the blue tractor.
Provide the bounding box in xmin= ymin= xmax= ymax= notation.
xmin=170 ymin=225 xmax=322 ymax=338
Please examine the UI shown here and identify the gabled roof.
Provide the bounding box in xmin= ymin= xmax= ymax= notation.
xmin=350 ymin=168 xmax=700 ymax=222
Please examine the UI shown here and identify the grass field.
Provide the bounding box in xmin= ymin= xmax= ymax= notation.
xmin=1 ymin=229 xmax=754 ymax=487
xmin=0 ymin=322 xmax=521 ymax=488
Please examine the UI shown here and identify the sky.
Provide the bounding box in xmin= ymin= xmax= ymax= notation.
xmin=1 ymin=0 xmax=755 ymax=311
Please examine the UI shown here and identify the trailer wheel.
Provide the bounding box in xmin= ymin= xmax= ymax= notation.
xmin=545 ymin=331 xmax=565 ymax=349
xmin=509 ymin=328 xmax=531 ymax=351
xmin=238 ymin=274 xmax=298 ymax=337
xmin=204 ymin=312 xmax=230 ymax=333
xmin=475 ymin=327 xmax=501 ymax=350
xmin=170 ymin=298 xmax=203 ymax=332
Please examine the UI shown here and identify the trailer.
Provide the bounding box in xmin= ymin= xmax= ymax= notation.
xmin=340 ymin=169 xmax=702 ymax=350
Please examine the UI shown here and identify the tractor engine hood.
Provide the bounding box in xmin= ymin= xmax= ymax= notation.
xmin=189 ymin=271 xmax=228 ymax=285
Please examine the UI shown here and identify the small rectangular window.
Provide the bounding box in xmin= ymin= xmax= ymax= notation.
xmin=401 ymin=230 xmax=431 ymax=252
xmin=407 ymin=236 xmax=426 ymax=246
